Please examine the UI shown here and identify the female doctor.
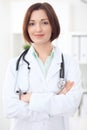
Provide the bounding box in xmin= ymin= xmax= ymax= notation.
xmin=3 ymin=2 xmax=82 ymax=130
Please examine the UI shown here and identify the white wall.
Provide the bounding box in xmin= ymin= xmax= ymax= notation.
xmin=0 ymin=0 xmax=11 ymax=130
xmin=71 ymin=4 xmax=87 ymax=32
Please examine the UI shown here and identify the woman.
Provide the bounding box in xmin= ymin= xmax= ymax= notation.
xmin=3 ymin=2 xmax=82 ymax=130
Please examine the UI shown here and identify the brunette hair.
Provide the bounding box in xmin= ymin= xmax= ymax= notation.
xmin=23 ymin=2 xmax=60 ymax=43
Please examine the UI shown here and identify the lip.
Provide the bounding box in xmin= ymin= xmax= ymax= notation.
xmin=34 ymin=34 xmax=44 ymax=37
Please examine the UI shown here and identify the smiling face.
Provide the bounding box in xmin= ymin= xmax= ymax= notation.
xmin=28 ymin=9 xmax=52 ymax=45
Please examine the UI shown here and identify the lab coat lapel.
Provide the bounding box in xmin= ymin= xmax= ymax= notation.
xmin=46 ymin=47 xmax=62 ymax=80
xmin=25 ymin=46 xmax=62 ymax=80
xmin=25 ymin=46 xmax=45 ymax=79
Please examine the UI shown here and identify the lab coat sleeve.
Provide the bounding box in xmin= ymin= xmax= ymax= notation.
xmin=2 ymin=59 xmax=41 ymax=120
xmin=3 ymin=59 xmax=53 ymax=121
xmin=2 ymin=59 xmax=29 ymax=118
xmin=29 ymin=56 xmax=82 ymax=116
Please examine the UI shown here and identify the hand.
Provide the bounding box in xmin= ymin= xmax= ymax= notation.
xmin=58 ymin=81 xmax=74 ymax=95
xmin=20 ymin=92 xmax=32 ymax=103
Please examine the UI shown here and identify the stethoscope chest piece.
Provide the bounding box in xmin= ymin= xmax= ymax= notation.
xmin=57 ymin=78 xmax=65 ymax=89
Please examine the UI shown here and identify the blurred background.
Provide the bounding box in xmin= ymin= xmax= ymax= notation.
xmin=0 ymin=0 xmax=87 ymax=130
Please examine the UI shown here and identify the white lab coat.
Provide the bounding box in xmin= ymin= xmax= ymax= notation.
xmin=3 ymin=46 xmax=82 ymax=130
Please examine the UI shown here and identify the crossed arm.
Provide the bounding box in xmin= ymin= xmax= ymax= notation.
xmin=20 ymin=81 xmax=74 ymax=103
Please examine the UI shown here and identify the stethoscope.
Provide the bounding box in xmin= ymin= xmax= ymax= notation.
xmin=15 ymin=48 xmax=65 ymax=95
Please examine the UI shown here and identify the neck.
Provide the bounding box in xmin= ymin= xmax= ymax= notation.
xmin=33 ymin=42 xmax=53 ymax=63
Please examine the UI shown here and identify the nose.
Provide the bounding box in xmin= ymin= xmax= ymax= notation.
xmin=36 ymin=23 xmax=42 ymax=32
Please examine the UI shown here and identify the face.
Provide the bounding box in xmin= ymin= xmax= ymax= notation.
xmin=28 ymin=9 xmax=52 ymax=45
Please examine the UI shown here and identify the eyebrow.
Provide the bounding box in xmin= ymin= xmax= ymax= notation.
xmin=29 ymin=19 xmax=49 ymax=22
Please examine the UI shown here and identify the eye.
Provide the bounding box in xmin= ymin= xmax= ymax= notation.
xmin=42 ymin=21 xmax=49 ymax=25
xmin=28 ymin=22 xmax=35 ymax=26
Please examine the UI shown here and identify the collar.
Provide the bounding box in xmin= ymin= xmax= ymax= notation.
xmin=32 ymin=46 xmax=55 ymax=59
xmin=25 ymin=45 xmax=62 ymax=65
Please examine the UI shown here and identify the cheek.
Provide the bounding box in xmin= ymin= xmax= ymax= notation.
xmin=28 ymin=28 xmax=31 ymax=35
xmin=47 ymin=27 xmax=52 ymax=36
xmin=28 ymin=28 xmax=33 ymax=39
xmin=47 ymin=29 xmax=52 ymax=38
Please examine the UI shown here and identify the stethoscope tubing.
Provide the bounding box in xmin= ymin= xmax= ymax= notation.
xmin=15 ymin=49 xmax=65 ymax=94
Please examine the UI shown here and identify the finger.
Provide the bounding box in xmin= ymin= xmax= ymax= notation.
xmin=59 ymin=81 xmax=74 ymax=95
xmin=64 ymin=81 xmax=74 ymax=92
xmin=65 ymin=81 xmax=74 ymax=88
xmin=57 ymin=81 xmax=74 ymax=95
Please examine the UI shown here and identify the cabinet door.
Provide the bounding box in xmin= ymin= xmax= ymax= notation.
xmin=80 ymin=36 xmax=87 ymax=63
xmin=72 ymin=36 xmax=79 ymax=61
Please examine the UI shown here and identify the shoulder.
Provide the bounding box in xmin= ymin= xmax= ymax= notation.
xmin=63 ymin=54 xmax=81 ymax=79
xmin=7 ymin=49 xmax=28 ymax=68
xmin=8 ymin=57 xmax=19 ymax=67
xmin=55 ymin=45 xmax=80 ymax=69
xmin=6 ymin=57 xmax=19 ymax=75
xmin=55 ymin=45 xmax=78 ymax=64
xmin=63 ymin=54 xmax=79 ymax=68
xmin=7 ymin=48 xmax=30 ymax=72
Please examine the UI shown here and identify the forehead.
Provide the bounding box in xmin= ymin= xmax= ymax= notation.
xmin=30 ymin=9 xmax=48 ymax=20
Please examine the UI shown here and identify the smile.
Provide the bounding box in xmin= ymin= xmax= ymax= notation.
xmin=34 ymin=34 xmax=44 ymax=37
